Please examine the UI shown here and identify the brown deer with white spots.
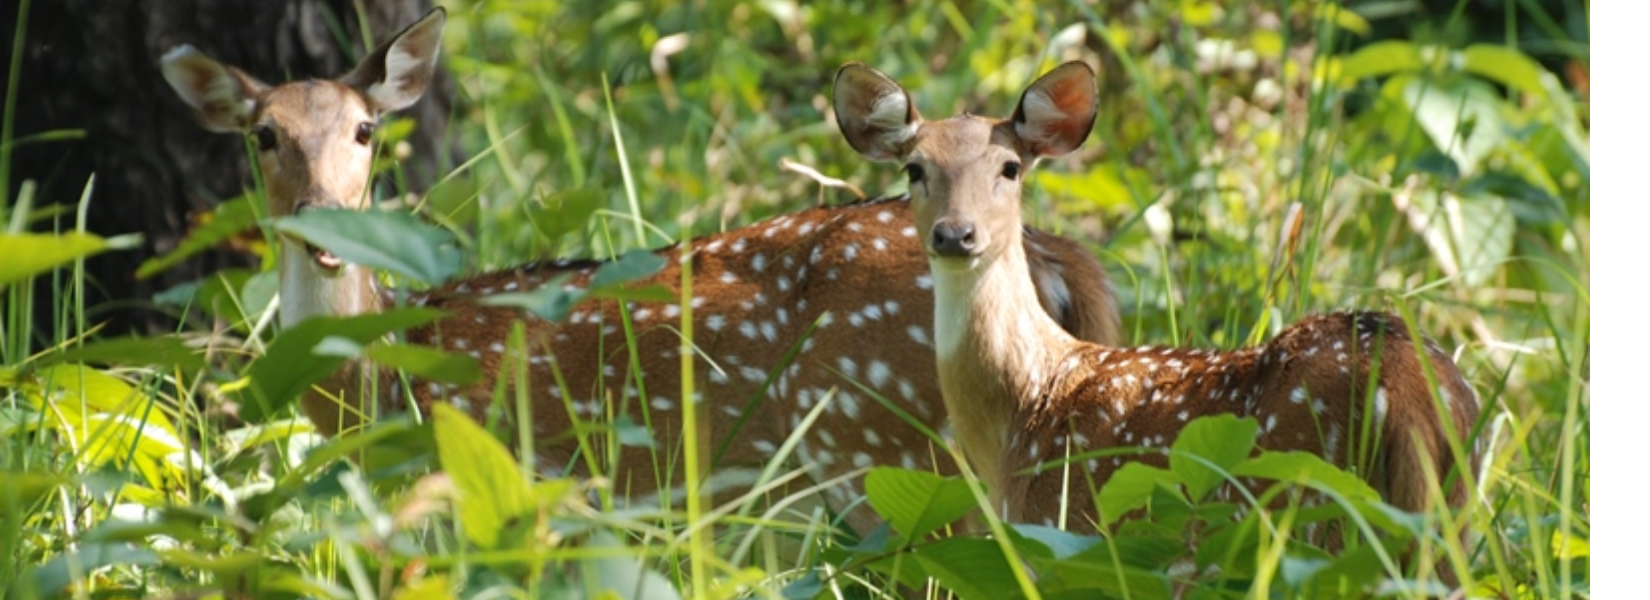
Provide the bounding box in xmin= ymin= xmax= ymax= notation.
xmin=161 ymin=9 xmax=1122 ymax=532
xmin=834 ymin=60 xmax=1481 ymax=561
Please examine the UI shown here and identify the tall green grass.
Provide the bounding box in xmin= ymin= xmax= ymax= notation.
xmin=2 ymin=1 xmax=1586 ymax=599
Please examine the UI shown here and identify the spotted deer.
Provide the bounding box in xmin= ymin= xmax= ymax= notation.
xmin=160 ymin=9 xmax=1122 ymax=532
xmin=834 ymin=61 xmax=1481 ymax=554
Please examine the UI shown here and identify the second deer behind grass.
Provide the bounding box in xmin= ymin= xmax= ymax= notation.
xmin=833 ymin=60 xmax=1482 ymax=545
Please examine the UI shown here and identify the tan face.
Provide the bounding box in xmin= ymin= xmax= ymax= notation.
xmin=902 ymin=116 xmax=1036 ymax=272
xmin=833 ymin=60 xmax=1099 ymax=271
xmin=252 ymin=81 xmax=380 ymax=218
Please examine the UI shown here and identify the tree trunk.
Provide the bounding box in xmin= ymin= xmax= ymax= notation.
xmin=2 ymin=0 xmax=456 ymax=341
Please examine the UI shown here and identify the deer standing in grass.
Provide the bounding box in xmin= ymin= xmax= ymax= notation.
xmin=160 ymin=9 xmax=1123 ymax=532
xmin=834 ymin=61 xmax=1481 ymax=554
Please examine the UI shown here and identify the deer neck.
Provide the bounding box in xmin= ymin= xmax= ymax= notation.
xmin=277 ymin=238 xmax=383 ymax=327
xmin=930 ymin=233 xmax=1084 ymax=494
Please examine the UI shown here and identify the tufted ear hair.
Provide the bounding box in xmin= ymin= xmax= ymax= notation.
xmin=160 ymin=45 xmax=269 ymax=133
xmin=1012 ymin=61 xmax=1098 ymax=158
xmin=833 ymin=62 xmax=922 ymax=162
xmin=339 ymin=7 xmax=446 ymax=113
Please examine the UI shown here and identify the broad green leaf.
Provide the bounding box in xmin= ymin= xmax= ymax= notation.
xmin=1010 ymin=523 xmax=1100 ymax=560
xmin=1399 ymin=77 xmax=1507 ymax=176
xmin=1231 ymin=451 xmax=1381 ymax=503
xmin=432 ymin=404 xmax=535 ymax=549
xmin=1098 ymin=461 xmax=1177 ymax=527
xmin=587 ymin=248 xmax=666 ymax=291
xmin=0 ymin=232 xmax=107 ymax=286
xmin=35 ymin=335 xmax=207 ymax=372
xmin=1401 ymin=189 xmax=1515 ymax=287
xmin=1060 ymin=534 xmax=1187 ymax=570
xmin=905 ymin=537 xmax=1024 ymax=600
xmin=1461 ymin=44 xmax=1549 ymax=98
xmin=277 ymin=208 xmax=462 ymax=284
xmin=1297 ymin=542 xmax=1418 ymax=597
xmin=483 ymin=272 xmax=582 ymax=321
xmin=1316 ymin=3 xmax=1371 ymax=36
xmin=27 ymin=543 xmax=160 ymax=597
xmin=136 ymin=195 xmax=261 ymax=279
xmin=528 ymin=186 xmax=605 ymax=243
xmin=587 ymin=530 xmax=683 ymax=600
xmin=779 ymin=571 xmax=823 ymax=600
xmin=241 ymin=308 xmax=444 ymax=423
xmin=1031 ymin=539 xmax=1177 ymax=600
xmin=1337 ymin=40 xmax=1423 ymax=86
xmin=1170 ymin=414 xmax=1258 ymax=502
xmin=23 ymin=366 xmax=185 ymax=492
xmin=0 ymin=472 xmax=67 ymax=512
xmin=863 ymin=467 xmax=977 ymax=539
xmin=367 ymin=344 xmax=480 ymax=384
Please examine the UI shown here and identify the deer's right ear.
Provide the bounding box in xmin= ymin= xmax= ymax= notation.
xmin=833 ymin=63 xmax=920 ymax=162
xmin=343 ymin=7 xmax=445 ymax=114
xmin=160 ymin=46 xmax=267 ymax=133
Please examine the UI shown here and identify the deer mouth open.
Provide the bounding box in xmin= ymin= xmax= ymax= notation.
xmin=309 ymin=243 xmax=343 ymax=269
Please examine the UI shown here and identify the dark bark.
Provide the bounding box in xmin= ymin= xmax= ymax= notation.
xmin=2 ymin=0 xmax=456 ymax=342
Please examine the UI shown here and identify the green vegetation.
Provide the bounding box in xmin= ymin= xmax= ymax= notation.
xmin=1 ymin=1 xmax=1588 ymax=599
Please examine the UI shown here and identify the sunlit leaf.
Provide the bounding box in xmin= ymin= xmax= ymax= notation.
xmin=0 ymin=232 xmax=108 ymax=287
xmin=391 ymin=574 xmax=457 ymax=600
xmin=1552 ymin=530 xmax=1589 ymax=559
xmin=864 ymin=467 xmax=977 ymax=539
xmin=1461 ymin=44 xmax=1549 ymax=98
xmin=433 ymin=404 xmax=535 ymax=549
xmin=1337 ymin=40 xmax=1422 ymax=86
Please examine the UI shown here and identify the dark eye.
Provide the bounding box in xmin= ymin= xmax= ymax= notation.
xmin=904 ymin=163 xmax=924 ymax=184
xmin=354 ymin=122 xmax=376 ymax=145
xmin=1001 ymin=161 xmax=1021 ymax=180
xmin=253 ymin=126 xmax=277 ymax=151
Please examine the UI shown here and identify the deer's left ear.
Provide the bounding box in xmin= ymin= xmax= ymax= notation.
xmin=342 ymin=7 xmax=446 ymax=113
xmin=1013 ymin=61 xmax=1098 ymax=158
xmin=834 ymin=62 xmax=923 ymax=162
xmin=160 ymin=45 xmax=269 ymax=133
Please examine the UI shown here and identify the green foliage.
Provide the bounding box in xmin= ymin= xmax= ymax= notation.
xmin=1 ymin=0 xmax=1587 ymax=599
xmin=278 ymin=208 xmax=464 ymax=284
xmin=432 ymin=403 xmax=535 ymax=549
xmin=0 ymin=232 xmax=106 ymax=286
xmin=863 ymin=466 xmax=976 ymax=539
xmin=241 ymin=308 xmax=445 ymax=423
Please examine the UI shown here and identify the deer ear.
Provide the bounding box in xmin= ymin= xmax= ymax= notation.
xmin=160 ymin=45 xmax=268 ymax=133
xmin=342 ymin=7 xmax=445 ymax=113
xmin=1013 ymin=61 xmax=1098 ymax=158
xmin=833 ymin=62 xmax=921 ymax=162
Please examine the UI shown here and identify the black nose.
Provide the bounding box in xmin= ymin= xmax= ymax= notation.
xmin=931 ymin=220 xmax=976 ymax=257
